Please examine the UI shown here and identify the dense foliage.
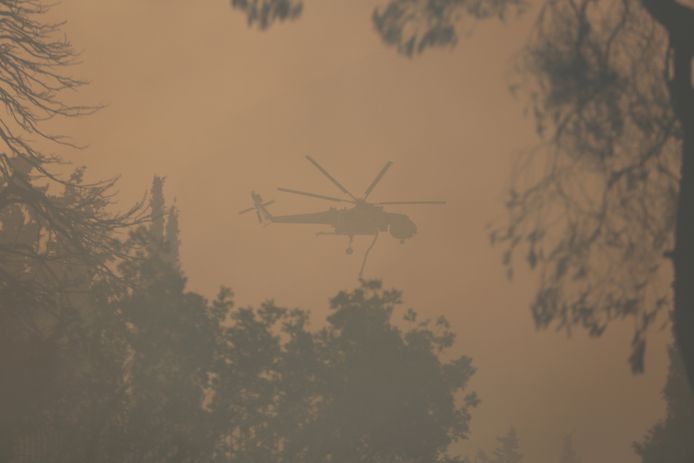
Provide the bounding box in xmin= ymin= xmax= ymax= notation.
xmin=3 ymin=177 xmax=480 ymax=463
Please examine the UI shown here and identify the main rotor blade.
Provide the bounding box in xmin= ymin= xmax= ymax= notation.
xmin=375 ymin=200 xmax=447 ymax=205
xmin=305 ymin=155 xmax=358 ymax=201
xmin=278 ymin=187 xmax=353 ymax=203
xmin=363 ymin=161 xmax=393 ymax=200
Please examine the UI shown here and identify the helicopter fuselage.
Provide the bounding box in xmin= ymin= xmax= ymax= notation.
xmin=269 ymin=202 xmax=417 ymax=240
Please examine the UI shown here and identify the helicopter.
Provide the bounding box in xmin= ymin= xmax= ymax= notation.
xmin=239 ymin=155 xmax=446 ymax=278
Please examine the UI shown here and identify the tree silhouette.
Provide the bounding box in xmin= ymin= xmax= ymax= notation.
xmin=210 ymin=280 xmax=479 ymax=463
xmin=471 ymin=428 xmax=584 ymax=463
xmin=165 ymin=203 xmax=181 ymax=268
xmin=490 ymin=0 xmax=694 ymax=387
xmin=0 ymin=0 xmax=141 ymax=273
xmin=373 ymin=0 xmax=694 ymax=388
xmin=230 ymin=0 xmax=303 ymax=29
xmin=491 ymin=428 xmax=523 ymax=463
xmin=373 ymin=0 xmax=694 ymax=390
xmin=150 ymin=176 xmax=166 ymax=241
xmin=372 ymin=0 xmax=525 ymax=57
xmin=0 ymin=167 xmax=135 ymax=461
xmin=0 ymin=0 xmax=143 ymax=300
xmin=0 ymin=3 xmax=143 ymax=458
xmin=559 ymin=434 xmax=580 ymax=463
xmin=113 ymin=177 xmax=217 ymax=463
xmin=634 ymin=345 xmax=694 ymax=462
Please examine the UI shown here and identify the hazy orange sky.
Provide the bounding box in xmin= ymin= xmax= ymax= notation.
xmin=49 ymin=1 xmax=672 ymax=461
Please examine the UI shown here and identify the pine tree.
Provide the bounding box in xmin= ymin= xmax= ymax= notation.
xmin=559 ymin=434 xmax=580 ymax=463
xmin=149 ymin=176 xmax=166 ymax=244
xmin=492 ymin=428 xmax=523 ymax=463
xmin=146 ymin=176 xmax=181 ymax=268
xmin=165 ymin=203 xmax=181 ymax=268
xmin=116 ymin=180 xmax=216 ymax=462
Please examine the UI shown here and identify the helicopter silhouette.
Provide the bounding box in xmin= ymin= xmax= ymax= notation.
xmin=239 ymin=155 xmax=446 ymax=278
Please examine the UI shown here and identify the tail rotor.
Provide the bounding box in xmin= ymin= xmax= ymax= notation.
xmin=239 ymin=191 xmax=274 ymax=223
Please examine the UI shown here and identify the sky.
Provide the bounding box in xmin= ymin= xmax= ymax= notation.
xmin=49 ymin=1 xmax=672 ymax=461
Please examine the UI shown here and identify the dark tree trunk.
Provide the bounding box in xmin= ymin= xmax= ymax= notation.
xmin=641 ymin=0 xmax=694 ymax=392
xmin=671 ymin=45 xmax=694 ymax=392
